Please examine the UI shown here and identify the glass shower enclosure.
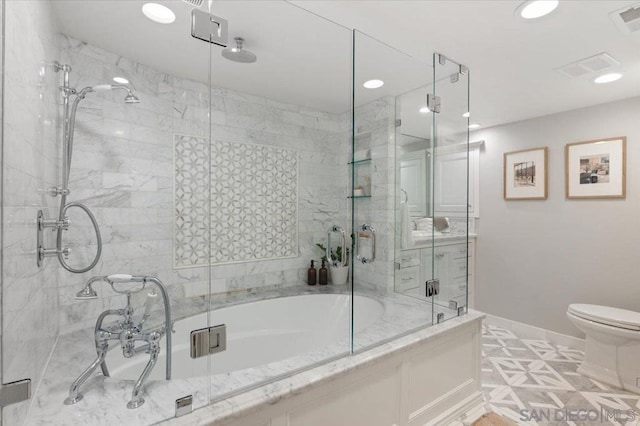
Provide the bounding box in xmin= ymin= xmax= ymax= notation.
xmin=0 ymin=1 xmax=469 ymax=424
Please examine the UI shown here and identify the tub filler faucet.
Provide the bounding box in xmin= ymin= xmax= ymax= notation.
xmin=64 ymin=274 xmax=172 ymax=409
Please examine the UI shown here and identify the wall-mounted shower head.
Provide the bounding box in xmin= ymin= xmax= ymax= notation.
xmin=222 ymin=37 xmax=257 ymax=64
xmin=75 ymin=276 xmax=106 ymax=300
xmin=124 ymin=92 xmax=140 ymax=104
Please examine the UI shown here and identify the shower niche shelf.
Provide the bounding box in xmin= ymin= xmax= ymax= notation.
xmin=350 ymin=155 xmax=371 ymax=199
xmin=349 ymin=158 xmax=371 ymax=165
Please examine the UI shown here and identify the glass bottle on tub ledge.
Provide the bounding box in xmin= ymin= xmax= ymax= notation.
xmin=307 ymin=260 xmax=317 ymax=285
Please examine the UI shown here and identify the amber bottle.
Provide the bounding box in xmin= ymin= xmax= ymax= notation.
xmin=307 ymin=260 xmax=317 ymax=285
xmin=319 ymin=259 xmax=328 ymax=285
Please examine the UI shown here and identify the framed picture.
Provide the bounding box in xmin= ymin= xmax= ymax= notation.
xmin=503 ymin=147 xmax=548 ymax=200
xmin=565 ymin=137 xmax=626 ymax=199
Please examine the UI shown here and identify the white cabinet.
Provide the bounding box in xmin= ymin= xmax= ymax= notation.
xmin=400 ymin=151 xmax=427 ymax=216
xmin=433 ymin=143 xmax=481 ymax=218
xmin=395 ymin=239 xmax=475 ymax=309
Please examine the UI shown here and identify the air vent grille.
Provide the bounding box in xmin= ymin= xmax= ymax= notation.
xmin=555 ymin=53 xmax=619 ymax=78
xmin=183 ymin=0 xmax=204 ymax=7
xmin=610 ymin=3 xmax=640 ymax=35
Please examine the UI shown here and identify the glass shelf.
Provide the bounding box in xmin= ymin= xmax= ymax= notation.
xmin=349 ymin=158 xmax=371 ymax=165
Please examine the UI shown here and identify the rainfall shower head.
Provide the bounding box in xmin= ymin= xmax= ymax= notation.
xmin=222 ymin=37 xmax=257 ymax=64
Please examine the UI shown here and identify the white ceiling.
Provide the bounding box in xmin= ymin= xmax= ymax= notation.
xmin=51 ymin=0 xmax=640 ymax=129
xmin=292 ymin=0 xmax=640 ymax=129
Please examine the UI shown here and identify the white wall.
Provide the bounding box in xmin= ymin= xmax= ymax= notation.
xmin=473 ymin=96 xmax=640 ymax=337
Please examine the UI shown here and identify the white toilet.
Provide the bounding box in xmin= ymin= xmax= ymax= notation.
xmin=567 ymin=304 xmax=640 ymax=393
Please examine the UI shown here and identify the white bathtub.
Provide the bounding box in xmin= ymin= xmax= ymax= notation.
xmin=107 ymin=294 xmax=384 ymax=380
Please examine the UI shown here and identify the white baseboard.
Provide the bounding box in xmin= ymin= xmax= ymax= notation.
xmin=483 ymin=313 xmax=585 ymax=351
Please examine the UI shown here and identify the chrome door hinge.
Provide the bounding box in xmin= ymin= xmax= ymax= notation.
xmin=426 ymin=279 xmax=439 ymax=297
xmin=191 ymin=9 xmax=228 ymax=47
xmin=175 ymin=395 xmax=193 ymax=417
xmin=427 ymin=94 xmax=441 ymax=113
xmin=0 ymin=379 xmax=31 ymax=407
xmin=190 ymin=324 xmax=226 ymax=359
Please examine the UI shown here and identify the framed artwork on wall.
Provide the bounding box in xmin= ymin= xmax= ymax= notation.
xmin=565 ymin=137 xmax=626 ymax=199
xmin=503 ymin=147 xmax=548 ymax=200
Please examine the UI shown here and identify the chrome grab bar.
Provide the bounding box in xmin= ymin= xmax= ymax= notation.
xmin=356 ymin=224 xmax=376 ymax=264
xmin=327 ymin=225 xmax=347 ymax=267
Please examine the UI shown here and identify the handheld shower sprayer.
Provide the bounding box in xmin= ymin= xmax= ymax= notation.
xmin=42 ymin=63 xmax=142 ymax=274
xmin=91 ymin=84 xmax=141 ymax=103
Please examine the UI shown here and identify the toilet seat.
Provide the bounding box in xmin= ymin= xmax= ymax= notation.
xmin=568 ymin=304 xmax=640 ymax=331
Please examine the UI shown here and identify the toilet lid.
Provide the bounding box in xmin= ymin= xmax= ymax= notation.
xmin=568 ymin=304 xmax=640 ymax=331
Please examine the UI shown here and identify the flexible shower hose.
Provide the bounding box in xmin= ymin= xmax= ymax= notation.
xmin=56 ymin=201 xmax=102 ymax=274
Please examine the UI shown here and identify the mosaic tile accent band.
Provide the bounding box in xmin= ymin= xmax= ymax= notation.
xmin=174 ymin=135 xmax=298 ymax=267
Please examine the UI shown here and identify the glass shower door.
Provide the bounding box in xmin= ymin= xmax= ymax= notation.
xmin=205 ymin=0 xmax=352 ymax=406
xmin=430 ymin=53 xmax=471 ymax=323
xmin=351 ymin=30 xmax=436 ymax=353
xmin=1 ymin=1 xmax=214 ymax=424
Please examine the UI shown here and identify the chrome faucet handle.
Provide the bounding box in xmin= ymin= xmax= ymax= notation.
xmin=106 ymin=274 xmax=147 ymax=295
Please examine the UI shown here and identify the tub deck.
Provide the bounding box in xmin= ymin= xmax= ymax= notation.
xmin=24 ymin=285 xmax=480 ymax=425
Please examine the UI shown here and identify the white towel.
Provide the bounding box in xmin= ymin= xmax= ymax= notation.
xmin=415 ymin=217 xmax=433 ymax=231
xmin=401 ymin=201 xmax=412 ymax=249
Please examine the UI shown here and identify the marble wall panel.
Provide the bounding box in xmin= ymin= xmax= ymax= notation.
xmin=57 ymin=35 xmax=348 ymax=333
xmin=2 ymin=1 xmax=61 ymax=424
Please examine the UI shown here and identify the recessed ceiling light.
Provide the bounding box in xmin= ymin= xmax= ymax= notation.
xmin=142 ymin=3 xmax=176 ymax=24
xmin=518 ymin=0 xmax=559 ymax=19
xmin=462 ymin=112 xmax=470 ymax=118
xmin=419 ymin=106 xmax=431 ymax=113
xmin=594 ymin=73 xmax=622 ymax=84
xmin=363 ymin=79 xmax=384 ymax=89
xmin=113 ymin=77 xmax=129 ymax=84
xmin=468 ymin=123 xmax=481 ymax=129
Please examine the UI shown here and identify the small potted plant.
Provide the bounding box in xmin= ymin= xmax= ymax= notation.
xmin=315 ymin=243 xmax=349 ymax=285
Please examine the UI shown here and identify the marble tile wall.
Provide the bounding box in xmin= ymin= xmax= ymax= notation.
xmin=57 ymin=35 xmax=348 ymax=333
xmin=2 ymin=1 xmax=62 ymax=424
xmin=352 ymin=97 xmax=397 ymax=293
xmin=0 ymin=3 xmax=3 ymax=426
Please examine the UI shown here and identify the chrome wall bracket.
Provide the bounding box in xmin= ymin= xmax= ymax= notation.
xmin=190 ymin=324 xmax=227 ymax=359
xmin=0 ymin=379 xmax=31 ymax=408
xmin=191 ymin=9 xmax=228 ymax=47
xmin=449 ymin=300 xmax=458 ymax=311
xmin=36 ymin=210 xmax=71 ymax=267
xmin=436 ymin=312 xmax=445 ymax=324
xmin=458 ymin=306 xmax=466 ymax=316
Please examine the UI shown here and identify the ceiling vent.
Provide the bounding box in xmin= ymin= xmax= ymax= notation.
xmin=610 ymin=3 xmax=640 ymax=35
xmin=555 ymin=53 xmax=620 ymax=78
xmin=182 ymin=0 xmax=204 ymax=7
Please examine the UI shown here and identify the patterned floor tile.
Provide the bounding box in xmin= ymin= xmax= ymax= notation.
xmin=479 ymin=325 xmax=640 ymax=425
